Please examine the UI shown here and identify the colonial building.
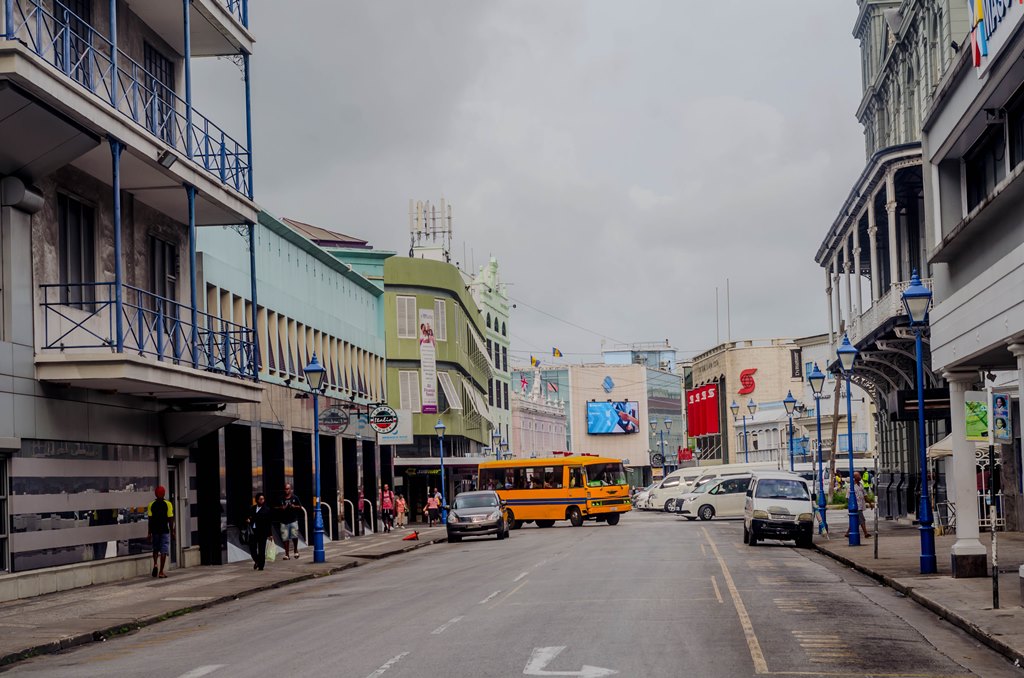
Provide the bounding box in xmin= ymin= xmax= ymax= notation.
xmin=510 ymin=372 xmax=566 ymax=459
xmin=468 ymin=256 xmax=511 ymax=454
xmin=922 ymin=2 xmax=1024 ymax=575
xmin=814 ymin=1 xmax=967 ymax=518
xmin=0 ymin=0 xmax=257 ymax=593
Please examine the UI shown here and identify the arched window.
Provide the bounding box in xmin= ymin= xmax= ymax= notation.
xmin=486 ymin=313 xmax=491 ymax=329
xmin=501 ymin=322 xmax=506 ymax=336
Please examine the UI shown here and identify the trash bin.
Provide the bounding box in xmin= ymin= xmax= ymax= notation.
xmin=877 ymin=472 xmax=893 ymax=519
xmin=893 ymin=473 xmax=905 ymax=517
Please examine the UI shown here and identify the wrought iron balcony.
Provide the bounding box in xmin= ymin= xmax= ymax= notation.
xmin=5 ymin=0 xmax=251 ymax=198
xmin=38 ymin=282 xmax=259 ymax=402
xmin=847 ymin=277 xmax=934 ymax=346
xmin=223 ymin=0 xmax=249 ymax=28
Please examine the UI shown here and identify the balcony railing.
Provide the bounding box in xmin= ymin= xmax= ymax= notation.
xmin=847 ymin=277 xmax=933 ymax=345
xmin=6 ymin=0 xmax=252 ymax=199
xmin=40 ymin=282 xmax=256 ymax=381
xmin=223 ymin=0 xmax=249 ymax=28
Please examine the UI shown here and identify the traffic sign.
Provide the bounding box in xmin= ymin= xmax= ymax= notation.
xmin=369 ymin=405 xmax=399 ymax=434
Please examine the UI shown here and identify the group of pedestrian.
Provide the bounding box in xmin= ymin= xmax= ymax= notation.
xmin=378 ymin=484 xmax=410 ymax=532
xmin=245 ymin=483 xmax=305 ymax=571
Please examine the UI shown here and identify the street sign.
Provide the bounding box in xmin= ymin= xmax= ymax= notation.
xmin=318 ymin=406 xmax=349 ymax=434
xmin=369 ymin=405 xmax=399 ymax=435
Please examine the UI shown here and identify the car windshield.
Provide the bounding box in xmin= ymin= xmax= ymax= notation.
xmin=691 ymin=481 xmax=714 ymax=495
xmin=453 ymin=494 xmax=499 ymax=509
xmin=754 ymin=479 xmax=810 ymax=500
xmin=586 ymin=463 xmax=627 ymax=486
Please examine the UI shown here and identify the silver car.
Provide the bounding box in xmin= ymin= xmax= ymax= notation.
xmin=446 ymin=491 xmax=509 ymax=542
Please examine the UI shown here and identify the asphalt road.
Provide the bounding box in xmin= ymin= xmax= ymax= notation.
xmin=4 ymin=511 xmax=1022 ymax=678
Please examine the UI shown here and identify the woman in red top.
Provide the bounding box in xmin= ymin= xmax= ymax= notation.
xmin=380 ymin=484 xmax=395 ymax=533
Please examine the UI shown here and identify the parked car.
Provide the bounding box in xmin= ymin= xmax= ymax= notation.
xmin=632 ymin=483 xmax=657 ymax=511
xmin=648 ymin=470 xmax=704 ymax=512
xmin=743 ymin=472 xmax=814 ymax=548
xmin=677 ymin=474 xmax=752 ymax=521
xmin=446 ymin=491 xmax=509 ymax=542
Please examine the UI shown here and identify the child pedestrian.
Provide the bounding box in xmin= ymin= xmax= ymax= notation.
xmin=395 ymin=493 xmax=407 ymax=528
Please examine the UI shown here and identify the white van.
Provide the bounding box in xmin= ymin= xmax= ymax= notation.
xmin=742 ymin=471 xmax=814 ymax=548
xmin=647 ymin=469 xmax=705 ymax=512
xmin=690 ymin=462 xmax=779 ymax=492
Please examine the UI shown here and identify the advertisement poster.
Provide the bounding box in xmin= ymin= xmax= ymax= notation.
xmin=418 ymin=309 xmax=438 ymax=414
xmin=964 ymin=391 xmax=988 ymax=442
xmin=992 ymin=393 xmax=1012 ymax=442
xmin=378 ymin=409 xmax=414 ymax=446
xmin=586 ymin=401 xmax=640 ymax=434
xmin=686 ymin=384 xmax=720 ymax=437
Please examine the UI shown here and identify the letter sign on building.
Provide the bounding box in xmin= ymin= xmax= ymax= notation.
xmin=737 ymin=368 xmax=757 ymax=395
xmin=369 ymin=405 xmax=399 ymax=435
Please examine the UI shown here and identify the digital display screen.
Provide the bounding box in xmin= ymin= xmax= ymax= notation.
xmin=586 ymin=401 xmax=641 ymax=435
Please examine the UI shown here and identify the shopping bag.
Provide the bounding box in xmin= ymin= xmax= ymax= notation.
xmin=240 ymin=525 xmax=252 ymax=546
xmin=265 ymin=539 xmax=277 ymax=562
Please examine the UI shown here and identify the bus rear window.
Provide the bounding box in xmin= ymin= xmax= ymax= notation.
xmin=586 ymin=463 xmax=626 ymax=486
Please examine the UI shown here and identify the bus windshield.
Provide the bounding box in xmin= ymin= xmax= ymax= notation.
xmin=586 ymin=462 xmax=627 ymax=487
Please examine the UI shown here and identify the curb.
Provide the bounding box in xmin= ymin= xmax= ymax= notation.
xmin=813 ymin=543 xmax=1024 ymax=668
xmin=0 ymin=535 xmax=447 ymax=669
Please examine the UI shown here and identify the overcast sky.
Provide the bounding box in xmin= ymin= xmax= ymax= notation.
xmin=198 ymin=1 xmax=866 ymax=363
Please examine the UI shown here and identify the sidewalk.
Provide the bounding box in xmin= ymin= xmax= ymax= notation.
xmin=814 ymin=509 xmax=1024 ymax=665
xmin=0 ymin=526 xmax=447 ymax=667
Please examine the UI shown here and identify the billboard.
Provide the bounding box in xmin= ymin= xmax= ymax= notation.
xmin=419 ymin=308 xmax=437 ymax=414
xmin=586 ymin=401 xmax=641 ymax=435
xmin=686 ymin=384 xmax=720 ymax=437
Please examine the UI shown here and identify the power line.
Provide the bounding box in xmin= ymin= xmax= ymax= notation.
xmin=510 ymin=296 xmax=629 ymax=345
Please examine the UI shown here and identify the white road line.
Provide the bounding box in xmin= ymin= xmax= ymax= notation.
xmin=700 ymin=543 xmax=707 ymax=557
xmin=365 ymin=652 xmax=409 ymax=678
xmin=479 ymin=590 xmax=502 ymax=604
xmin=514 ymin=571 xmax=529 ymax=582
xmin=710 ymin=576 xmax=723 ymax=604
xmin=431 ymin=616 xmax=464 ymax=635
xmin=175 ymin=666 xmax=225 ymax=678
xmin=491 ymin=580 xmax=528 ymax=609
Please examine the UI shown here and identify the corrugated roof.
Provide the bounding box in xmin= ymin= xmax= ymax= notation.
xmin=282 ymin=218 xmax=369 ymax=247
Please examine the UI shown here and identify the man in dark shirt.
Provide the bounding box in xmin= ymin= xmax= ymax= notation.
xmin=278 ymin=483 xmax=302 ymax=559
xmin=146 ymin=486 xmax=174 ymax=578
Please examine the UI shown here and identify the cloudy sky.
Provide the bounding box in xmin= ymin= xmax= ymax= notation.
xmin=198 ymin=1 xmax=866 ymax=363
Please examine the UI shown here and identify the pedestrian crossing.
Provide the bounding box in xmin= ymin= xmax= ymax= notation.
xmin=791 ymin=630 xmax=855 ymax=664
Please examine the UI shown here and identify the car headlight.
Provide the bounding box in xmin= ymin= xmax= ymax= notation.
xmin=798 ymin=513 xmax=813 ymax=522
xmin=447 ymin=513 xmax=458 ymax=523
xmin=752 ymin=510 xmax=769 ymax=519
xmin=488 ymin=511 xmax=501 ymax=521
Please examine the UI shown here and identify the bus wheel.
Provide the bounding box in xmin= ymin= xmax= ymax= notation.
xmin=567 ymin=506 xmax=583 ymax=527
xmin=507 ymin=510 xmax=522 ymax=530
xmin=606 ymin=513 xmax=621 ymax=526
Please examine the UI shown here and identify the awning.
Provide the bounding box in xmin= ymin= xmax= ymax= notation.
xmin=468 ymin=327 xmax=495 ymax=375
xmin=464 ymin=382 xmax=493 ymax=424
xmin=927 ymin=434 xmax=987 ymax=459
xmin=437 ymin=371 xmax=463 ymax=410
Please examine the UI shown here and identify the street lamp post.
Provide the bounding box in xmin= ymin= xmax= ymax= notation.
xmin=902 ymin=270 xmax=937 ymax=574
xmin=730 ymin=399 xmax=758 ymax=463
xmin=435 ymin=419 xmax=448 ymax=523
xmin=649 ymin=417 xmax=673 ymax=472
xmin=303 ymin=354 xmax=327 ymax=564
xmin=500 ymin=438 xmax=509 ymax=460
xmin=784 ymin=390 xmax=797 ymax=472
xmin=837 ymin=334 xmax=860 ymax=547
xmin=491 ymin=429 xmax=501 ymax=461
xmin=808 ymin=363 xmax=828 ymax=534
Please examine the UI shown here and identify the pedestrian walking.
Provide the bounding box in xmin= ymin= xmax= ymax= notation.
xmin=380 ymin=484 xmax=396 ymax=533
xmin=246 ymin=492 xmax=273 ymax=570
xmin=277 ymin=483 xmax=303 ymax=559
xmin=146 ymin=485 xmax=174 ymax=579
xmin=846 ymin=471 xmax=872 ymax=539
xmin=425 ymin=492 xmax=440 ymax=527
xmin=395 ymin=493 xmax=408 ymax=528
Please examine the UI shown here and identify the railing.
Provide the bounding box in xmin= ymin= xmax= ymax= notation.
xmin=40 ymin=282 xmax=257 ymax=381
xmin=6 ymin=0 xmax=251 ymax=199
xmin=222 ymin=0 xmax=249 ymax=28
xmin=847 ymin=277 xmax=933 ymax=344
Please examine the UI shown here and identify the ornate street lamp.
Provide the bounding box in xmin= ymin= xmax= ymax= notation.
xmin=435 ymin=419 xmax=448 ymax=523
xmin=492 ymin=429 xmax=502 ymax=461
xmin=902 ymin=270 xmax=936 ymax=574
xmin=808 ymin=363 xmax=828 ymax=534
xmin=836 ymin=334 xmax=860 ymax=547
xmin=784 ymin=390 xmax=797 ymax=472
xmin=730 ymin=400 xmax=757 ymax=463
xmin=303 ymin=353 xmax=327 ymax=563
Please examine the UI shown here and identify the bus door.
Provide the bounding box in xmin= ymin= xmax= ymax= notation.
xmin=568 ymin=465 xmax=586 ymax=507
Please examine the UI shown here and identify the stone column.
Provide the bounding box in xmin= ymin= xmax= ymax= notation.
xmin=833 ymin=257 xmax=843 ymax=333
xmin=826 ymin=267 xmax=835 ymax=344
xmin=945 ymin=371 xmax=988 ymax=578
xmin=843 ymin=239 xmax=853 ymax=332
xmin=867 ymin=198 xmax=880 ymax=302
xmin=853 ymin=223 xmax=863 ymax=319
xmin=886 ymin=170 xmax=899 ymax=287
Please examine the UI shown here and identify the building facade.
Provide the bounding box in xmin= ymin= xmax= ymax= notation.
xmin=0 ymin=0 xmax=258 ymax=591
xmin=192 ymin=213 xmax=387 ymax=560
xmin=468 ymin=256 xmax=511 ymax=454
xmin=813 ymin=0 xmax=966 ymax=518
xmin=384 ymin=255 xmax=493 ymax=519
xmin=922 ymin=3 xmax=1024 ymax=575
xmin=510 ymin=373 xmax=567 ymax=459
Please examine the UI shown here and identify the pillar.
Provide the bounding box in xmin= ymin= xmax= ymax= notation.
xmin=832 ymin=257 xmax=843 ymax=333
xmin=243 ymin=53 xmax=254 ymax=199
xmin=945 ymin=371 xmax=987 ymax=578
xmin=108 ymin=0 xmax=117 ymax=106
xmin=182 ymin=0 xmax=193 ymax=158
xmin=186 ymin=184 xmax=198 ymax=368
xmin=853 ymin=221 xmax=863 ymax=319
xmin=886 ymin=170 xmax=899 ymax=287
xmin=868 ymin=199 xmax=880 ymax=301
xmin=826 ymin=267 xmax=835 ymax=344
xmin=843 ymin=239 xmax=854 ymax=330
xmin=110 ymin=137 xmax=124 ymax=353
xmin=248 ymin=221 xmax=259 ymax=380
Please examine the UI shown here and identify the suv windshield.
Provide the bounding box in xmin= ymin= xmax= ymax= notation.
xmin=754 ymin=479 xmax=810 ymax=501
xmin=453 ymin=494 xmax=499 ymax=509
xmin=586 ymin=463 xmax=627 ymax=486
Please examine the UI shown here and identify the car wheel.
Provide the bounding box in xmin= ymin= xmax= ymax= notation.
xmin=507 ymin=510 xmax=522 ymax=530
xmin=698 ymin=505 xmax=715 ymax=521
xmin=448 ymin=533 xmax=461 ymax=543
xmin=742 ymin=524 xmax=749 ymax=544
xmin=567 ymin=506 xmax=584 ymax=527
xmin=536 ymin=519 xmax=555 ymax=528
xmin=747 ymin=532 xmax=758 ymax=546
xmin=664 ymin=499 xmax=676 ymax=512
xmin=606 ymin=513 xmax=620 ymax=526
xmin=796 ymin=534 xmax=813 ymax=549
xmin=497 ymin=523 xmax=508 ymax=540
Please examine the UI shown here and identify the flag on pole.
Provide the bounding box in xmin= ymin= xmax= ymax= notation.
xmin=547 ymin=381 xmax=559 ymax=393
xmin=530 ymin=355 xmax=540 ymax=367
xmin=520 ymin=375 xmax=528 ymax=392
xmin=552 ymin=347 xmax=563 ymax=357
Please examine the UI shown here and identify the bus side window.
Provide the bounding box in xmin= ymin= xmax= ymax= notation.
xmin=569 ymin=466 xmax=583 ymax=488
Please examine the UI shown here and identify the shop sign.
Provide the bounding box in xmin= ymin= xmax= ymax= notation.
xmin=318 ymin=406 xmax=350 ymax=434
xmin=992 ymin=392 xmax=1012 ymax=442
xmin=965 ymin=391 xmax=988 ymax=442
xmin=737 ymin=368 xmax=757 ymax=395
xmin=369 ymin=405 xmax=399 ymax=435
xmin=971 ymin=0 xmax=1024 ymax=74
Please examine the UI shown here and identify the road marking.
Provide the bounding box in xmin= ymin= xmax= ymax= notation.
xmin=176 ymin=667 xmax=225 ymax=678
xmin=702 ymin=527 xmax=768 ymax=674
xmin=514 ymin=571 xmax=529 ymax=582
xmin=523 ymin=646 xmax=617 ymax=677
xmin=364 ymin=652 xmax=409 ymax=678
xmin=710 ymin=576 xmax=723 ymax=604
xmin=479 ymin=590 xmax=501 ymax=604
xmin=162 ymin=596 xmax=214 ymax=602
xmin=491 ymin=580 xmax=527 ymax=609
xmin=699 ymin=543 xmax=707 ymax=557
xmin=431 ymin=616 xmax=463 ymax=635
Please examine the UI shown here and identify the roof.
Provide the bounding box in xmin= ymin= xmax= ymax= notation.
xmin=281 ymin=218 xmax=370 ymax=248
